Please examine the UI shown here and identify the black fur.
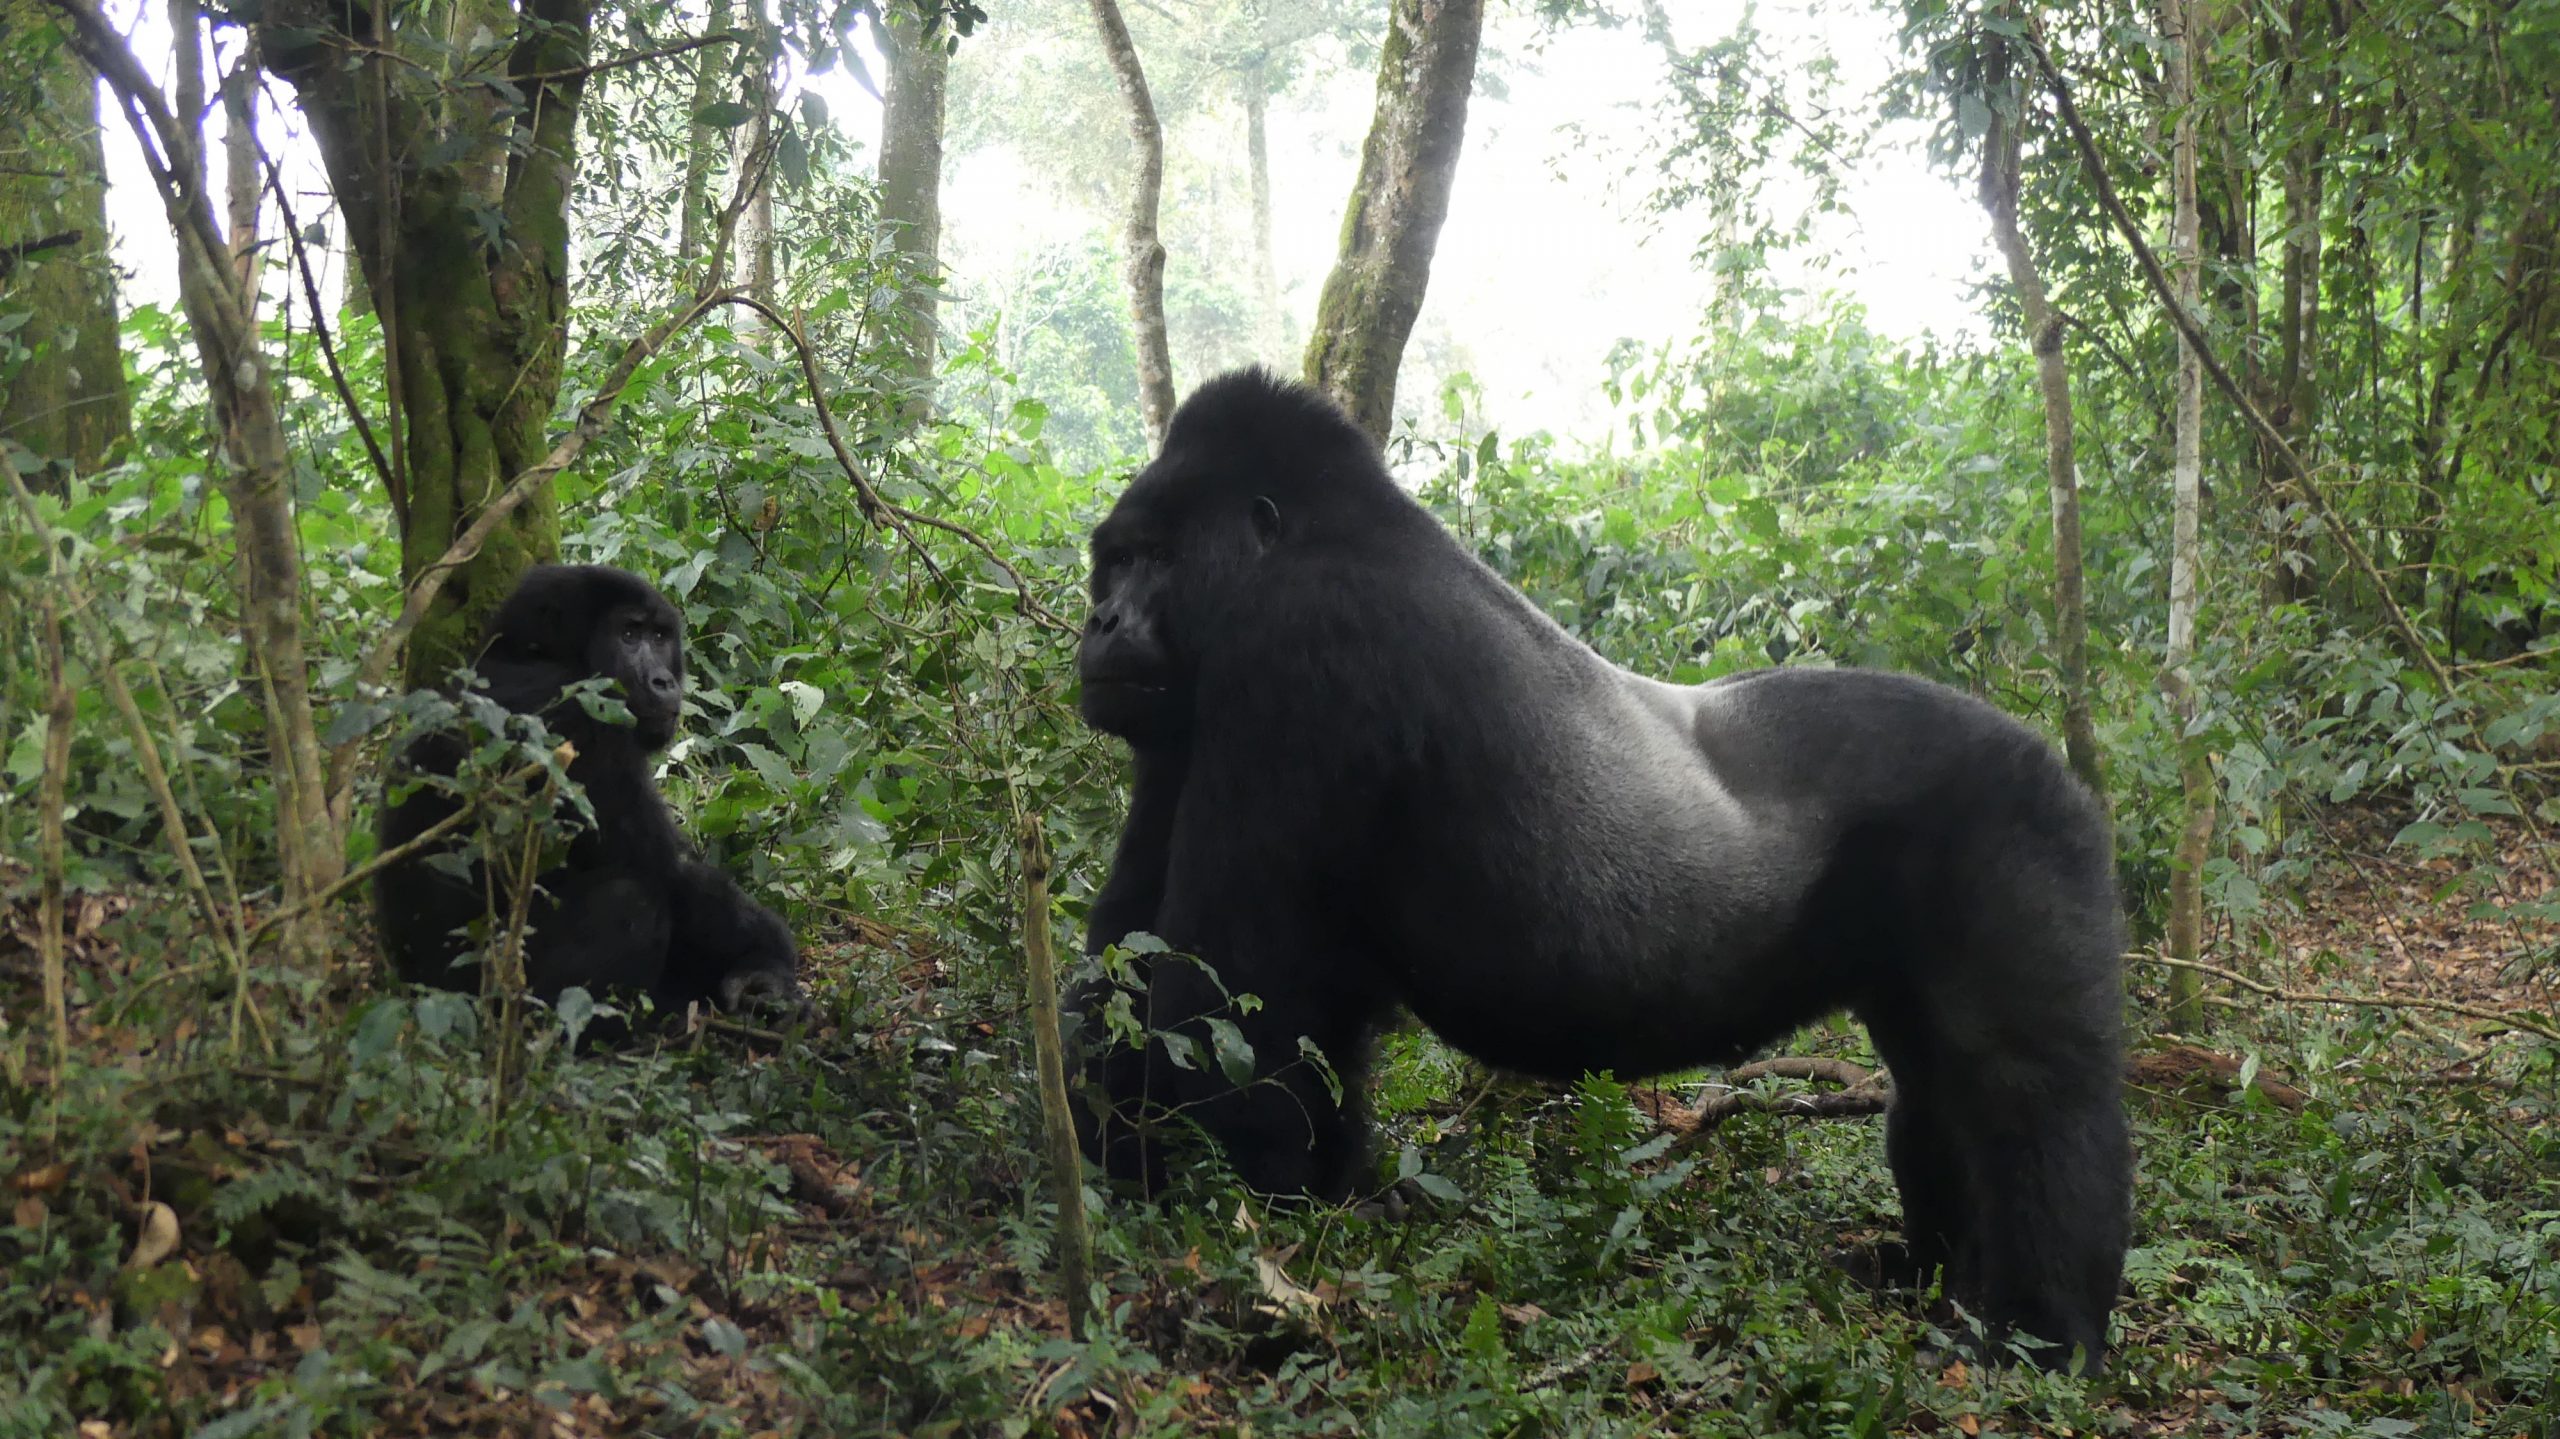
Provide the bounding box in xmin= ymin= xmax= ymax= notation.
xmin=1070 ymin=369 xmax=2132 ymax=1371
xmin=373 ymin=565 xmax=802 ymax=1021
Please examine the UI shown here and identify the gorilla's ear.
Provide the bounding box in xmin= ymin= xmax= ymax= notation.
xmin=1251 ymin=495 xmax=1283 ymax=549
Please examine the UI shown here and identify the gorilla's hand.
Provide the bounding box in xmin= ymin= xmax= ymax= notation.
xmin=716 ymin=966 xmax=809 ymax=1020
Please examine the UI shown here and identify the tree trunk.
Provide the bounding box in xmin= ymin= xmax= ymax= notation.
xmin=739 ymin=0 xmax=778 ymax=303
xmin=876 ymin=2 xmax=948 ymax=420
xmin=262 ymin=0 xmax=592 ymax=690
xmin=675 ymin=0 xmax=736 ymax=265
xmin=1241 ymin=51 xmax=1283 ymax=360
xmin=1302 ymin=0 xmax=1482 ymax=442
xmin=1085 ymin=0 xmax=1175 ymax=447
xmin=0 ymin=0 xmax=131 ymax=486
xmin=1976 ymin=36 xmax=2104 ymax=805
xmin=224 ymin=39 xmax=263 ymax=303
xmin=2157 ymin=0 xmax=2214 ymax=1032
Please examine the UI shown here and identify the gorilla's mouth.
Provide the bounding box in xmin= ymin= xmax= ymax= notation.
xmin=1082 ymin=676 xmax=1168 ymax=697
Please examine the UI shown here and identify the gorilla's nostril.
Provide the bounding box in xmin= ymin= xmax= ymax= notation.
xmin=651 ymin=674 xmax=679 ymax=695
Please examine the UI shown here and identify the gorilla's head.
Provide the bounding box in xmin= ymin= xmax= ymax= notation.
xmin=485 ymin=565 xmax=688 ymax=750
xmin=1078 ymin=370 xmax=1382 ymax=748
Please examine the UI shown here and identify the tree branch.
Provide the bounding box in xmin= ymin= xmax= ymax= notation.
xmin=721 ymin=292 xmax=1077 ymax=636
xmin=2136 ymin=951 xmax=2560 ymax=1044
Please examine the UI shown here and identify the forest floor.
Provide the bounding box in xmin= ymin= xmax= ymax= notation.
xmin=3 ymin=801 xmax=2555 ymax=1438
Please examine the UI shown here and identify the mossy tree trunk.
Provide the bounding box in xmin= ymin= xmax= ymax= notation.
xmin=262 ymin=0 xmax=593 ymax=690
xmin=0 ymin=0 xmax=130 ymax=487
xmin=1302 ymin=0 xmax=1481 ymax=443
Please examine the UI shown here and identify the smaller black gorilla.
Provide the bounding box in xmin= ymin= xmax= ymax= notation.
xmin=374 ymin=564 xmax=801 ymax=1021
xmin=1069 ymin=370 xmax=2132 ymax=1372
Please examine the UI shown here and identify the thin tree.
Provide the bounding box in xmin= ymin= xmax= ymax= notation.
xmin=1086 ymin=0 xmax=1175 ymax=447
xmin=876 ymin=0 xmax=949 ymax=421
xmin=1302 ymin=0 xmax=1483 ymax=442
xmin=1237 ymin=0 xmax=1283 ymax=359
xmin=2156 ymin=0 xmax=2213 ymax=1029
xmin=676 ymin=0 xmax=739 ymax=265
xmin=1975 ymin=20 xmax=2103 ymax=800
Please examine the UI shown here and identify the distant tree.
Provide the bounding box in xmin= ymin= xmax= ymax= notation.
xmin=1086 ymin=0 xmax=1175 ymax=446
xmin=1302 ymin=0 xmax=1482 ymax=441
xmin=877 ymin=0 xmax=950 ymax=420
xmin=0 ymin=0 xmax=129 ymax=488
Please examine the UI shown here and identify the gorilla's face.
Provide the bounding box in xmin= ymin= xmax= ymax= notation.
xmin=1080 ymin=515 xmax=1189 ymax=746
xmin=586 ymin=598 xmax=686 ymax=749
xmin=1081 ymin=444 xmax=1288 ymax=748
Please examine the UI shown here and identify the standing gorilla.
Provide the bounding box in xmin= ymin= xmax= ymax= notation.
xmin=1071 ymin=370 xmax=2131 ymax=1371
xmin=375 ymin=565 xmax=802 ymax=1020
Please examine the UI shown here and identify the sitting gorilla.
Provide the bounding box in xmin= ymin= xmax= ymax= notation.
xmin=1070 ymin=370 xmax=2132 ymax=1372
xmin=374 ymin=564 xmax=802 ymax=1021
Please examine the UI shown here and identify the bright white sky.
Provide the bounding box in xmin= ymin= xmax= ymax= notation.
xmin=94 ymin=0 xmax=1996 ymax=444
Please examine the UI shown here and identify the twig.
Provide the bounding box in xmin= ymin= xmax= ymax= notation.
xmin=695 ymin=1013 xmax=788 ymax=1046
xmin=1725 ymin=1056 xmax=1877 ymax=1089
xmin=1017 ymin=812 xmax=1093 ymax=1339
xmin=256 ymin=139 xmax=398 ymax=516
xmin=718 ymin=293 xmax=1077 ymax=635
xmin=1523 ymin=1341 xmax=1615 ymax=1391
xmin=1676 ymin=1083 xmax=1892 ymax=1139
xmin=511 ymin=29 xmax=748 ymax=82
xmin=2136 ymin=951 xmax=2560 ymax=1043
xmin=15 ymin=458 xmax=77 ymax=1073
xmin=239 ymin=758 xmax=549 ymax=952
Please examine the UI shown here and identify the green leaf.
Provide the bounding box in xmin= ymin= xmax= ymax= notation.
xmin=1409 ymin=1171 xmax=1463 ymax=1203
xmin=1205 ymin=1018 xmax=1256 ymax=1087
xmin=694 ymin=100 xmax=756 ymax=129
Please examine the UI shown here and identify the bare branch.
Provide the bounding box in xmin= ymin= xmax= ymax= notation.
xmin=2136 ymin=951 xmax=2560 ymax=1044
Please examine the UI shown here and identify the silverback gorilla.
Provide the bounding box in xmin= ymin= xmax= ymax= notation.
xmin=375 ymin=565 xmax=801 ymax=1021
xmin=1070 ymin=370 xmax=2132 ymax=1371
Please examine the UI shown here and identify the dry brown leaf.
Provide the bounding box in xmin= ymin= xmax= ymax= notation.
xmin=12 ymin=1162 xmax=70 ymax=1193
xmin=1625 ymin=1360 xmax=1660 ymax=1387
xmin=1250 ymin=1251 xmax=1324 ymax=1318
xmin=1498 ymin=1302 xmax=1547 ymax=1325
xmin=13 ymin=1196 xmax=46 ymax=1229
